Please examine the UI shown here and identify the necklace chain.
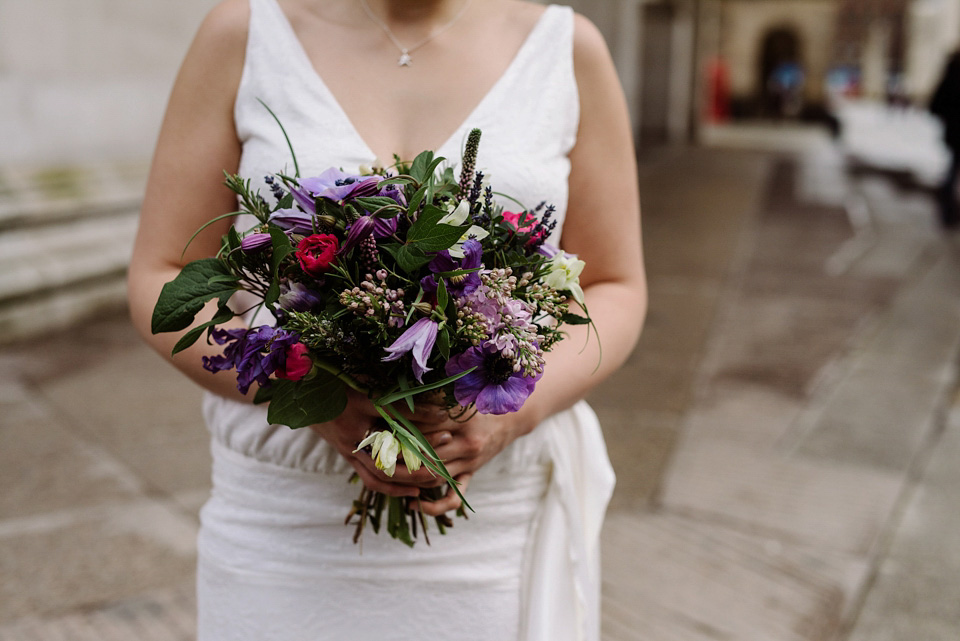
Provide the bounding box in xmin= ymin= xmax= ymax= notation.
xmin=359 ymin=0 xmax=473 ymax=67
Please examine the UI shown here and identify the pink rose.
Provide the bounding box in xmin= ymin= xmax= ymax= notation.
xmin=296 ymin=234 xmax=339 ymax=276
xmin=276 ymin=343 xmax=312 ymax=381
xmin=503 ymin=211 xmax=543 ymax=242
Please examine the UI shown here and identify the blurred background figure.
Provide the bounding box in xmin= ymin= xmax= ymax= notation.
xmin=930 ymin=50 xmax=960 ymax=228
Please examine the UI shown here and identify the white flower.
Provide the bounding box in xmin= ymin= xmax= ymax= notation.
xmin=439 ymin=200 xmax=470 ymax=226
xmin=544 ymin=252 xmax=586 ymax=305
xmin=400 ymin=442 xmax=423 ymax=472
xmin=354 ymin=431 xmax=401 ymax=476
xmin=448 ymin=225 xmax=489 ymax=258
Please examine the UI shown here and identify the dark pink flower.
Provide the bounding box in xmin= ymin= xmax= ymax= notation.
xmin=276 ymin=343 xmax=312 ymax=381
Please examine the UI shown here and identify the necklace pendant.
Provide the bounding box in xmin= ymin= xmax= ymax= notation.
xmin=397 ymin=51 xmax=412 ymax=67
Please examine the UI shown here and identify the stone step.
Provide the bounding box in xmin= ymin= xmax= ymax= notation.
xmin=0 ymin=161 xmax=147 ymax=343
xmin=0 ymin=161 xmax=147 ymax=232
xmin=0 ymin=213 xmax=137 ymax=302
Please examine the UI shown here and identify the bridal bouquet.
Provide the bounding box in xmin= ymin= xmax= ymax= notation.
xmin=152 ymin=117 xmax=592 ymax=546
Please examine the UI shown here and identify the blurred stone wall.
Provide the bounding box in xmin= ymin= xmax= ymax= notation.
xmin=720 ymin=0 xmax=837 ymax=105
xmin=0 ymin=0 xmax=220 ymax=166
xmin=907 ymin=0 xmax=960 ymax=98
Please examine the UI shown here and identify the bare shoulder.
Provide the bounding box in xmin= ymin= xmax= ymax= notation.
xmin=499 ymin=0 xmax=549 ymax=38
xmin=571 ymin=12 xmax=614 ymax=78
xmin=170 ymin=0 xmax=250 ymax=104
xmin=191 ymin=0 xmax=250 ymax=62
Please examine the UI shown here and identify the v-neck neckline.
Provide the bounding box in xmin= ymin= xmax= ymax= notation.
xmin=265 ymin=0 xmax=553 ymax=163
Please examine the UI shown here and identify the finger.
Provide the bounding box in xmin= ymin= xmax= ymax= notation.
xmin=351 ymin=453 xmax=437 ymax=489
xmin=348 ymin=459 xmax=420 ymax=498
xmin=426 ymin=430 xmax=453 ymax=448
xmin=417 ymin=473 xmax=472 ymax=517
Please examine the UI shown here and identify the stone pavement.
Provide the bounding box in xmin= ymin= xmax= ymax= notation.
xmin=1 ymin=141 xmax=959 ymax=640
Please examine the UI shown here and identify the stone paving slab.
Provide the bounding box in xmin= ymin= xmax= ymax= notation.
xmin=0 ymin=583 xmax=196 ymax=641
xmin=601 ymin=513 xmax=869 ymax=641
xmin=845 ymin=405 xmax=960 ymax=641
xmin=661 ymin=436 xmax=904 ymax=556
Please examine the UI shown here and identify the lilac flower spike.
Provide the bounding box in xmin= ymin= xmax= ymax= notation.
xmin=381 ymin=317 xmax=438 ymax=382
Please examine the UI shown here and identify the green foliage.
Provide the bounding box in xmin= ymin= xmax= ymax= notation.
xmin=171 ymin=306 xmax=235 ymax=355
xmin=151 ymin=259 xmax=237 ymax=335
xmin=266 ymin=372 xmax=348 ymax=428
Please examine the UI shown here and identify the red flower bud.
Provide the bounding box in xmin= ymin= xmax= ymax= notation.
xmin=276 ymin=343 xmax=312 ymax=381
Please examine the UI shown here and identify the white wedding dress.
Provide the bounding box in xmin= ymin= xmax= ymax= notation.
xmin=196 ymin=2 xmax=615 ymax=640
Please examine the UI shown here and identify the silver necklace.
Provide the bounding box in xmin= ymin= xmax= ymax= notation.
xmin=359 ymin=0 xmax=472 ymax=67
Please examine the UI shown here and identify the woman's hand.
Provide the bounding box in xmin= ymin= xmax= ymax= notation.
xmin=406 ymin=408 xmax=531 ymax=517
xmin=308 ymin=392 xmax=463 ymax=499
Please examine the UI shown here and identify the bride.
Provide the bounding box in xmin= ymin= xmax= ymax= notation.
xmin=127 ymin=0 xmax=646 ymax=639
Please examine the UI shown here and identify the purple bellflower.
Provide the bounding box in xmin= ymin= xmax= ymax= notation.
xmin=202 ymin=325 xmax=301 ymax=394
xmin=240 ymin=233 xmax=272 ymax=253
xmin=445 ymin=344 xmax=542 ymax=415
xmin=381 ymin=317 xmax=438 ymax=382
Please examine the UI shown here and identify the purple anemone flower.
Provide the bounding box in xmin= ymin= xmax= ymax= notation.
xmin=300 ymin=168 xmax=381 ymax=202
xmin=202 ymin=325 xmax=301 ymax=394
xmin=269 ymin=208 xmax=315 ymax=234
xmin=378 ymin=182 xmax=407 ymax=206
xmin=444 ymin=344 xmax=542 ymax=415
xmin=381 ymin=317 xmax=438 ymax=382
xmin=278 ymin=281 xmax=322 ymax=312
xmin=421 ymin=238 xmax=483 ymax=297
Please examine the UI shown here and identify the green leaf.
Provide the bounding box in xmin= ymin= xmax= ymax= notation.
xmin=397 ymin=373 xmax=415 ymax=413
xmin=409 ymin=225 xmax=464 ymax=253
xmin=253 ymin=384 xmax=275 ymax=405
xmin=436 ymin=277 xmax=449 ymax=312
xmin=151 ymin=259 xmax=238 ymax=334
xmin=375 ymin=366 xmax=475 ymax=406
xmin=182 ymin=210 xmax=243 ymax=260
xmin=354 ymin=196 xmax=401 ymax=212
xmin=393 ymin=244 xmax=432 ymax=273
xmin=266 ymin=372 xmax=348 ymax=428
xmin=407 ymin=205 xmax=463 ymax=252
xmin=409 ymin=150 xmax=435 ymax=184
xmin=170 ymin=306 xmax=235 ymax=355
xmin=560 ymin=312 xmax=592 ymax=326
xmin=265 ymin=227 xmax=296 ymax=306
xmin=386 ymin=411 xmax=473 ymax=513
xmin=257 ymin=99 xmax=300 ymax=177
xmin=407 ymin=184 xmax=428 ymax=216
xmin=437 ymin=328 xmax=450 ymax=360
xmin=434 ymin=266 xmax=481 ymax=279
